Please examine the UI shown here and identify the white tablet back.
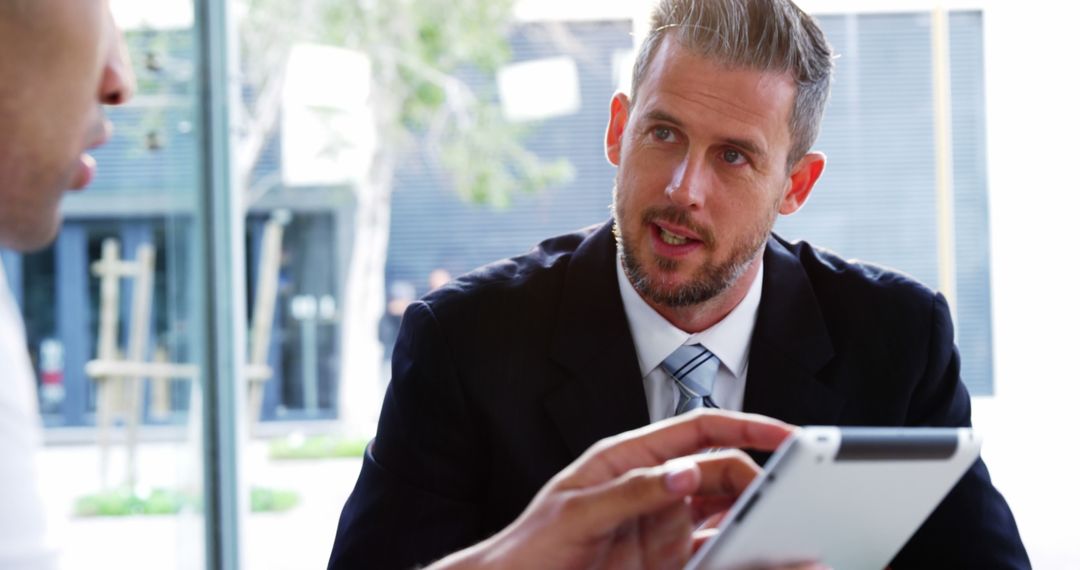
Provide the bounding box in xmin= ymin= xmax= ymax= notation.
xmin=686 ymin=426 xmax=981 ymax=570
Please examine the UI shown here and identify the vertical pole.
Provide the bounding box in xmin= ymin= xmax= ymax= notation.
xmin=95 ymin=239 xmax=121 ymax=489
xmin=194 ymin=0 xmax=244 ymax=566
xmin=931 ymin=6 xmax=959 ymax=320
xmin=302 ymin=309 xmax=318 ymax=413
xmin=57 ymin=226 xmax=89 ymax=427
xmin=124 ymin=244 xmax=156 ymax=488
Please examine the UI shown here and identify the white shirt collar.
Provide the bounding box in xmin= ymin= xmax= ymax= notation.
xmin=616 ymin=256 xmax=763 ymax=377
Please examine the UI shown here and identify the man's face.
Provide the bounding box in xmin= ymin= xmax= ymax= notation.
xmin=0 ymin=0 xmax=134 ymax=252
xmin=607 ymin=36 xmax=822 ymax=310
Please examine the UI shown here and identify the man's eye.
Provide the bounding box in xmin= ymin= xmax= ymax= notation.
xmin=721 ymin=149 xmax=746 ymax=165
xmin=652 ymin=127 xmax=674 ymax=142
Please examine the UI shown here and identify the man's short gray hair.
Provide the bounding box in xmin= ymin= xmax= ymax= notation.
xmin=630 ymin=0 xmax=834 ymax=167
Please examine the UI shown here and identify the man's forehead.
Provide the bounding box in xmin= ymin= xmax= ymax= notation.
xmin=632 ymin=42 xmax=795 ymax=142
xmin=635 ymin=38 xmax=795 ymax=114
xmin=662 ymin=36 xmax=794 ymax=88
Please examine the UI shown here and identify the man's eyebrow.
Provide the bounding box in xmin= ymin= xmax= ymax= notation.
xmin=724 ymin=136 xmax=765 ymax=158
xmin=641 ymin=109 xmax=765 ymax=157
xmin=642 ymin=109 xmax=684 ymax=127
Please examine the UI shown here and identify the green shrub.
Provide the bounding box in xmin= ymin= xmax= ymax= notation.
xmin=74 ymin=487 xmax=189 ymax=517
xmin=268 ymin=435 xmax=367 ymax=460
xmin=250 ymin=486 xmax=300 ymax=513
xmin=74 ymin=486 xmax=298 ymax=517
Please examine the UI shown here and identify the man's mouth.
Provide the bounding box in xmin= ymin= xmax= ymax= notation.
xmin=72 ymin=153 xmax=98 ymax=190
xmin=659 ymin=227 xmax=691 ymax=246
xmin=638 ymin=207 xmax=714 ymax=254
xmin=652 ymin=219 xmax=704 ymax=245
xmin=71 ymin=118 xmax=112 ymax=191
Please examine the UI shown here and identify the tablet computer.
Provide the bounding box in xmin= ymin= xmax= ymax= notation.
xmin=686 ymin=426 xmax=981 ymax=570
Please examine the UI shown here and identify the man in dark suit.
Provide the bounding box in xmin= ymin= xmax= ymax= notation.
xmin=330 ymin=0 xmax=1029 ymax=567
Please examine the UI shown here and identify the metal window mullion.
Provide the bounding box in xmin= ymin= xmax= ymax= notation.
xmin=931 ymin=6 xmax=959 ymax=322
xmin=194 ymin=0 xmax=245 ymax=567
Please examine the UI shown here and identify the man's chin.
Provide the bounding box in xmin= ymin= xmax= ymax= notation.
xmin=0 ymin=214 xmax=63 ymax=253
xmin=632 ymin=270 xmax=719 ymax=308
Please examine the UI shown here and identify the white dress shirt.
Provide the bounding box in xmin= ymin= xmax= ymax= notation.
xmin=0 ymin=264 xmax=57 ymax=569
xmin=616 ymin=257 xmax=763 ymax=422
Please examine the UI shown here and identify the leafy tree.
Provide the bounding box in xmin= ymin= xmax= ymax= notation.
xmin=237 ymin=0 xmax=571 ymax=429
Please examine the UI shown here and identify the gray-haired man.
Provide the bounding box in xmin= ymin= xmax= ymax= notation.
xmin=331 ymin=0 xmax=1029 ymax=567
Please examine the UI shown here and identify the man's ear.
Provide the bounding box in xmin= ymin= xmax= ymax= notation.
xmin=779 ymin=152 xmax=826 ymax=215
xmin=605 ymin=93 xmax=631 ymax=166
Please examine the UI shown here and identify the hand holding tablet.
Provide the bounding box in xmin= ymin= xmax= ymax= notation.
xmin=688 ymin=426 xmax=981 ymax=569
xmin=429 ymin=414 xmax=977 ymax=570
xmin=429 ymin=410 xmax=817 ymax=570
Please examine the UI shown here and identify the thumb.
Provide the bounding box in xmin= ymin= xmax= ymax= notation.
xmin=567 ymin=457 xmax=703 ymax=535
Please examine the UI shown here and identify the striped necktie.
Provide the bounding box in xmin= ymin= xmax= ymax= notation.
xmin=660 ymin=343 xmax=721 ymax=414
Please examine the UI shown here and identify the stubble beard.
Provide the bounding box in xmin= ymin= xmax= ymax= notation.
xmin=612 ymin=187 xmax=776 ymax=309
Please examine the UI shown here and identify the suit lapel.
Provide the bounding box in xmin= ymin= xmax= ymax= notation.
xmin=743 ymin=237 xmax=845 ymax=426
xmin=546 ymin=221 xmax=650 ymax=460
xmin=543 ymin=230 xmax=846 ymax=459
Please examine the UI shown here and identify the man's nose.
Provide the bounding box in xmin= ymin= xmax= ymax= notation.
xmin=666 ymin=154 xmax=707 ymax=209
xmin=99 ymin=14 xmax=135 ymax=106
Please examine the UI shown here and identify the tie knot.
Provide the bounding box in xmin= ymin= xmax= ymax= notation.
xmin=660 ymin=344 xmax=721 ymax=413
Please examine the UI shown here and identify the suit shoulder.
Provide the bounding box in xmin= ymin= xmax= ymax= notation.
xmin=419 ymin=223 xmax=602 ymax=321
xmin=777 ymin=236 xmax=941 ymax=316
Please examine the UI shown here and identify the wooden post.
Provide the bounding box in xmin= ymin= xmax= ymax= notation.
xmin=247 ymin=211 xmax=289 ymax=430
xmin=90 ymin=239 xmax=156 ymax=489
xmin=122 ymin=244 xmax=155 ymax=488
xmin=92 ymin=239 xmax=122 ymax=489
xmin=150 ymin=346 xmax=172 ymax=420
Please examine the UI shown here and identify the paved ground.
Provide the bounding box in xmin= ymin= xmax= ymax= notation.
xmin=38 ymin=437 xmax=363 ymax=569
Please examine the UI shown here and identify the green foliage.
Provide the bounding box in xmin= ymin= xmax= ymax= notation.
xmin=127 ymin=27 xmax=194 ymax=96
xmin=239 ymin=0 xmax=574 ymax=205
xmin=117 ymin=28 xmax=195 ymax=158
xmin=268 ymin=434 xmax=368 ymax=460
xmin=74 ymin=487 xmax=198 ymax=517
xmin=74 ymin=486 xmax=299 ymax=517
xmin=441 ymin=105 xmax=574 ymax=208
xmin=250 ymin=487 xmax=301 ymax=512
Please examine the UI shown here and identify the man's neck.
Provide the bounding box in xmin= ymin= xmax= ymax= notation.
xmin=645 ymin=255 xmax=763 ymax=334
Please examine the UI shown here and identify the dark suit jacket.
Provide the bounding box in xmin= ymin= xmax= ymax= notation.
xmin=329 ymin=221 xmax=1029 ymax=569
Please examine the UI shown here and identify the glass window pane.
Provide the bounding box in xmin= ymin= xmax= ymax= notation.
xmin=227 ymin=4 xmax=995 ymax=568
xmin=774 ymin=11 xmax=994 ymax=395
xmin=231 ymin=4 xmax=623 ymax=567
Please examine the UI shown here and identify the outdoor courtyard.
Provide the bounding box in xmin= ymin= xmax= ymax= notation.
xmin=39 ymin=434 xmax=362 ymax=569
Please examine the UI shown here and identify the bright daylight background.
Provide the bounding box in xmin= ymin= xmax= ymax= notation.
xmin=1 ymin=0 xmax=1075 ymax=568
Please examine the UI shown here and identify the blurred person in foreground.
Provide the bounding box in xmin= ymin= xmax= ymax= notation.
xmin=0 ymin=0 xmax=134 ymax=567
xmin=330 ymin=0 xmax=1029 ymax=567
